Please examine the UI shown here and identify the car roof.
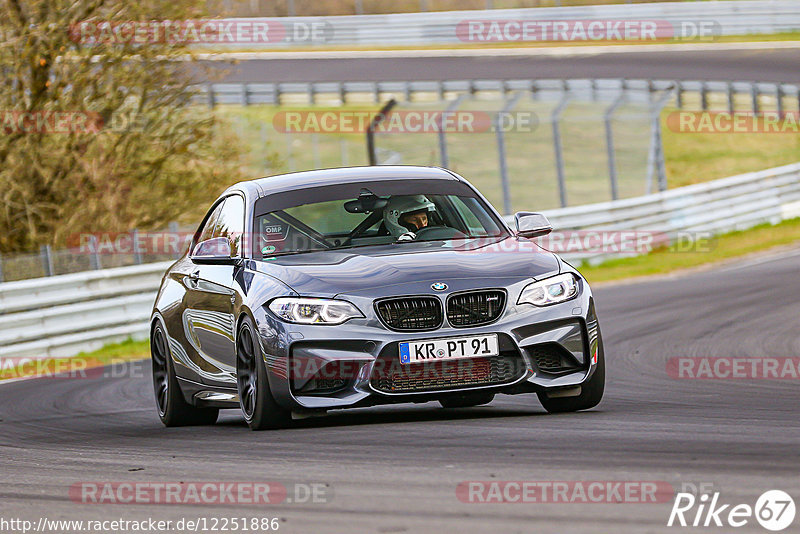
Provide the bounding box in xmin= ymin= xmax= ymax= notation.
xmin=226 ymin=166 xmax=461 ymax=199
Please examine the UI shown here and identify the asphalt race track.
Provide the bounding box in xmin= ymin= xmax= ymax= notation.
xmin=206 ymin=47 xmax=800 ymax=84
xmin=1 ymin=248 xmax=798 ymax=533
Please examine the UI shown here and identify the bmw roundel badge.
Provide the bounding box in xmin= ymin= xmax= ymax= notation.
xmin=431 ymin=282 xmax=448 ymax=291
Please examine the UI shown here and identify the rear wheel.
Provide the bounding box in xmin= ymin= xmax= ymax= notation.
xmin=439 ymin=392 xmax=495 ymax=408
xmin=151 ymin=323 xmax=219 ymax=427
xmin=236 ymin=316 xmax=291 ymax=431
xmin=537 ymin=330 xmax=605 ymax=413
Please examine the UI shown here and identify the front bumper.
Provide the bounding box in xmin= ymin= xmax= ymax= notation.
xmin=253 ymin=279 xmax=600 ymax=412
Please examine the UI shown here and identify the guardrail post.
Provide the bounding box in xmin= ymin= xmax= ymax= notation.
xmin=307 ymin=83 xmax=315 ymax=105
xmin=131 ymin=229 xmax=142 ymax=265
xmin=0 ymin=253 xmax=4 ymax=282
xmin=241 ymin=84 xmax=249 ymax=106
xmin=355 ymin=0 xmax=363 ymax=15
xmin=604 ymin=89 xmax=626 ymax=201
xmin=338 ymin=82 xmax=346 ymax=104
xmin=675 ymin=81 xmax=683 ymax=109
xmin=776 ymin=84 xmax=784 ymax=118
xmin=751 ymin=83 xmax=760 ymax=116
xmin=495 ymin=92 xmax=523 ymax=216
xmin=41 ymin=244 xmax=54 ymax=276
xmin=727 ymin=82 xmax=735 ymax=114
xmin=551 ymin=93 xmax=571 ymax=208
xmin=206 ymin=84 xmax=215 ymax=109
xmin=700 ymin=81 xmax=709 ymax=111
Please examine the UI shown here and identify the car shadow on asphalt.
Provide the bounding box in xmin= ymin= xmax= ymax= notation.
xmin=212 ymin=403 xmax=605 ymax=431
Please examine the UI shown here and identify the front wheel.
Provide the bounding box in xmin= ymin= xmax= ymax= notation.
xmin=151 ymin=322 xmax=219 ymax=427
xmin=537 ymin=330 xmax=605 ymax=413
xmin=236 ymin=315 xmax=291 ymax=431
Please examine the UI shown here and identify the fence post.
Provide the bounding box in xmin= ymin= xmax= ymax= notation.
xmin=495 ymin=92 xmax=523 ymax=216
xmin=645 ymin=86 xmax=675 ymax=194
xmin=604 ymin=89 xmax=627 ymax=201
xmin=168 ymin=221 xmax=181 ymax=259
xmin=776 ymin=83 xmax=784 ymax=118
xmin=551 ymin=93 xmax=571 ymax=208
xmin=367 ymin=99 xmax=397 ymax=165
xmin=41 ymin=244 xmax=54 ymax=276
xmin=90 ymin=235 xmax=102 ymax=270
xmin=131 ymin=229 xmax=142 ymax=265
xmin=355 ymin=0 xmax=363 ymax=15
xmin=0 ymin=253 xmax=4 ymax=282
xmin=439 ymin=94 xmax=466 ymax=168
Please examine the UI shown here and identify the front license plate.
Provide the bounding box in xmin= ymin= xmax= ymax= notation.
xmin=399 ymin=334 xmax=499 ymax=365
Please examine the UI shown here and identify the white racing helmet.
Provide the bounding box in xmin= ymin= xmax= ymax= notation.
xmin=383 ymin=195 xmax=436 ymax=237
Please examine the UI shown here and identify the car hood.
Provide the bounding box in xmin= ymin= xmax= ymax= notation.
xmin=253 ymin=237 xmax=560 ymax=298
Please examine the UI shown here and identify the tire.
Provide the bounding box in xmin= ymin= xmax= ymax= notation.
xmin=537 ymin=329 xmax=605 ymax=414
xmin=151 ymin=322 xmax=219 ymax=427
xmin=236 ymin=315 xmax=291 ymax=431
xmin=439 ymin=392 xmax=495 ymax=408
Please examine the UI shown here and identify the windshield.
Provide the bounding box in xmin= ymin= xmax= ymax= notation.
xmin=252 ymin=182 xmax=507 ymax=258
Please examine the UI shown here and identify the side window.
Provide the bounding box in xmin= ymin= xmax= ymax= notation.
xmin=196 ymin=201 xmax=225 ymax=247
xmin=451 ymin=196 xmax=487 ymax=236
xmin=213 ymin=195 xmax=245 ymax=257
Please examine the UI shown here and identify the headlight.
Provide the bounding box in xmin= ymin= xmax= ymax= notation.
xmin=268 ymin=297 xmax=364 ymax=325
xmin=518 ymin=273 xmax=579 ymax=307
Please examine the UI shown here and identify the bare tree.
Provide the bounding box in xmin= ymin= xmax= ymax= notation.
xmin=0 ymin=0 xmax=250 ymax=252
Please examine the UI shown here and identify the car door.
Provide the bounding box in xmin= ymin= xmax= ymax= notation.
xmin=184 ymin=194 xmax=245 ymax=385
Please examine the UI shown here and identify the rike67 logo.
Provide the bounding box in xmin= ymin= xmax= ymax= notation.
xmin=668 ymin=490 xmax=796 ymax=531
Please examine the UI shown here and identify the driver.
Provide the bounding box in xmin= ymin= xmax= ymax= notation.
xmin=383 ymin=195 xmax=436 ymax=237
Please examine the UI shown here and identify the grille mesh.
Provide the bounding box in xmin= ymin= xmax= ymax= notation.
xmin=371 ymin=354 xmax=523 ymax=393
xmin=375 ymin=297 xmax=443 ymax=331
xmin=447 ymin=290 xmax=506 ymax=327
xmin=528 ymin=345 xmax=579 ymax=373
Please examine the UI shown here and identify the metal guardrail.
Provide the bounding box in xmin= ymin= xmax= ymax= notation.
xmin=1 ymin=163 xmax=798 ymax=360
xmin=208 ymin=1 xmax=800 ymax=48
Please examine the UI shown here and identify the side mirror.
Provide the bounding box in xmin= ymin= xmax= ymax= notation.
xmin=514 ymin=212 xmax=553 ymax=238
xmin=191 ymin=237 xmax=233 ymax=264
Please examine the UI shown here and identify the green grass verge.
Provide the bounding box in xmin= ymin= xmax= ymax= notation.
xmin=577 ymin=217 xmax=800 ymax=284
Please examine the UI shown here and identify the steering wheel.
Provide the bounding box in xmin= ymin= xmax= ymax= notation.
xmin=411 ymin=225 xmax=467 ymax=241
